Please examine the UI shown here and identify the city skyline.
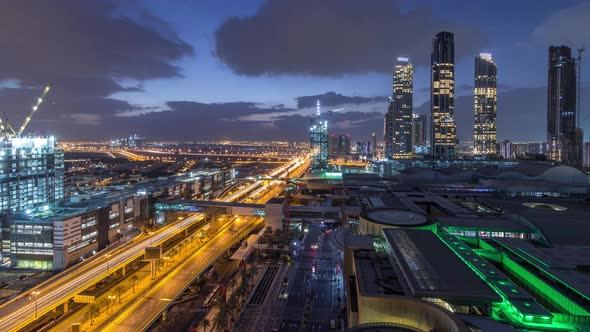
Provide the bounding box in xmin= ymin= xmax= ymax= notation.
xmin=0 ymin=0 xmax=589 ymax=142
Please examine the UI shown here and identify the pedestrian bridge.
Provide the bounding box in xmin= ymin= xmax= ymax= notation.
xmin=155 ymin=199 xmax=267 ymax=216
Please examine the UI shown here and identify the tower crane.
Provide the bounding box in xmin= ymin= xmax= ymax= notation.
xmin=17 ymin=83 xmax=52 ymax=136
xmin=0 ymin=83 xmax=53 ymax=138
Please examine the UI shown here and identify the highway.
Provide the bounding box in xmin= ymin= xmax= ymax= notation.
xmin=98 ymin=216 xmax=263 ymax=331
xmin=0 ymin=155 xmax=309 ymax=332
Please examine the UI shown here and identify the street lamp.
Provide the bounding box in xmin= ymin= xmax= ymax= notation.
xmin=31 ymin=291 xmax=40 ymax=319
xmin=105 ymin=254 xmax=112 ymax=275
xmin=163 ymin=256 xmax=170 ymax=273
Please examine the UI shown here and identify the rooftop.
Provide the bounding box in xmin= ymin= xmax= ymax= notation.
xmin=362 ymin=209 xmax=430 ymax=227
xmin=383 ymin=228 xmax=500 ymax=303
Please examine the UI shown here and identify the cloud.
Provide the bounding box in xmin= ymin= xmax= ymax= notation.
xmin=0 ymin=1 xmax=193 ymax=133
xmin=533 ymin=2 xmax=590 ymax=46
xmin=215 ymin=0 xmax=486 ymax=76
xmin=296 ymin=91 xmax=386 ymax=109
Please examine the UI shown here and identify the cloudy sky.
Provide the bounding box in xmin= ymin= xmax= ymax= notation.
xmin=1 ymin=0 xmax=589 ymax=142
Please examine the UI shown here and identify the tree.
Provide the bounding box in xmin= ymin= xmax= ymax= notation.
xmin=200 ymin=318 xmax=211 ymax=332
xmin=227 ymin=277 xmax=236 ymax=292
xmin=214 ymin=308 xmax=229 ymax=332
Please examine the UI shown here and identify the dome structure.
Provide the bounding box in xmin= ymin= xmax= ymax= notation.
xmin=539 ymin=166 xmax=588 ymax=185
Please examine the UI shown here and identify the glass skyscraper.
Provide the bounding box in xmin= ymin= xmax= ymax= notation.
xmin=431 ymin=31 xmax=456 ymax=159
xmin=473 ymin=53 xmax=498 ymax=156
xmin=547 ymin=45 xmax=582 ymax=169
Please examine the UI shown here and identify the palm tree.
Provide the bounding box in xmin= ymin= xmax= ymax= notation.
xmin=214 ymin=308 xmax=229 ymax=331
xmin=200 ymin=318 xmax=211 ymax=332
xmin=227 ymin=277 xmax=236 ymax=292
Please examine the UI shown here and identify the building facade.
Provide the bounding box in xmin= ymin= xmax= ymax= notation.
xmin=0 ymin=136 xmax=64 ymax=213
xmin=473 ymin=53 xmax=498 ymax=156
xmin=412 ymin=113 xmax=427 ymax=147
xmin=547 ymin=46 xmax=583 ymax=169
xmin=431 ymin=31 xmax=457 ymax=159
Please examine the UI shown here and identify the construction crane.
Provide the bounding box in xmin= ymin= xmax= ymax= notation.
xmin=0 ymin=83 xmax=52 ymax=138
xmin=17 ymin=83 xmax=53 ymax=136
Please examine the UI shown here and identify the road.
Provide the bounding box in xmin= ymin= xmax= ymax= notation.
xmin=97 ymin=217 xmax=263 ymax=332
xmin=0 ymin=155 xmax=309 ymax=332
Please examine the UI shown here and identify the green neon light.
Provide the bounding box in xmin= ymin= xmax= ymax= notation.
xmin=435 ymin=231 xmax=582 ymax=330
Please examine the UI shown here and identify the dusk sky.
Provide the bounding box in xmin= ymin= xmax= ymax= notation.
xmin=1 ymin=0 xmax=589 ymax=142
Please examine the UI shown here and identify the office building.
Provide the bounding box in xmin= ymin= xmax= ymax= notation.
xmin=412 ymin=113 xmax=427 ymax=147
xmin=386 ymin=57 xmax=413 ymax=156
xmin=431 ymin=31 xmax=457 ymax=159
xmin=310 ymin=100 xmax=328 ymax=170
xmin=547 ymin=46 xmax=583 ymax=169
xmin=0 ymin=136 xmax=64 ymax=213
xmin=473 ymin=53 xmax=498 ymax=156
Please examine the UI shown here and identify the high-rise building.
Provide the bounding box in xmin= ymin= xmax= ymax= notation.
xmin=547 ymin=45 xmax=583 ymax=169
xmin=384 ymin=98 xmax=395 ymax=158
xmin=0 ymin=136 xmax=64 ymax=213
xmin=411 ymin=114 xmax=427 ymax=147
xmin=310 ymin=100 xmax=328 ymax=170
xmin=389 ymin=57 xmax=413 ymax=156
xmin=431 ymin=31 xmax=456 ymax=159
xmin=473 ymin=53 xmax=498 ymax=156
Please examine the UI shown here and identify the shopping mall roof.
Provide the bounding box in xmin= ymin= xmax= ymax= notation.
xmin=383 ymin=228 xmax=500 ymax=304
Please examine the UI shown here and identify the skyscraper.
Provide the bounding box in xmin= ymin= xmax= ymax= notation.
xmin=310 ymin=100 xmax=328 ymax=170
xmin=473 ymin=53 xmax=498 ymax=156
xmin=547 ymin=46 xmax=583 ymax=169
xmin=431 ymin=31 xmax=456 ymax=159
xmin=411 ymin=114 xmax=427 ymax=147
xmin=384 ymin=98 xmax=395 ymax=158
xmin=385 ymin=57 xmax=413 ymax=158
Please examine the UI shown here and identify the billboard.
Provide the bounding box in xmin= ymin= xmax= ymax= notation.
xmin=145 ymin=247 xmax=162 ymax=260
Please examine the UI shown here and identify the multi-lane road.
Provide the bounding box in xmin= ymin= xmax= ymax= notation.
xmin=0 ymin=155 xmax=309 ymax=332
xmin=99 ymin=216 xmax=263 ymax=331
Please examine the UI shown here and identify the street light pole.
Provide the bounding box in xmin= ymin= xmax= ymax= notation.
xmin=106 ymin=254 xmax=112 ymax=275
xmin=32 ymin=291 xmax=40 ymax=319
xmin=108 ymin=295 xmax=116 ymax=314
